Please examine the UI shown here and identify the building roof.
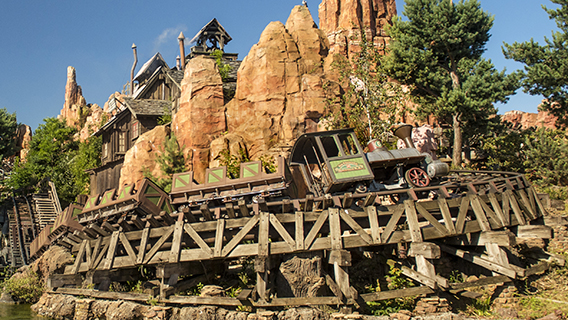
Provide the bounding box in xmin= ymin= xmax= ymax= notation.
xmin=134 ymin=52 xmax=169 ymax=83
xmin=123 ymin=98 xmax=171 ymax=117
xmin=189 ymin=18 xmax=232 ymax=46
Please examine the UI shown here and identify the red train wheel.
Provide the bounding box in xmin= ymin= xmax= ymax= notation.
xmin=405 ymin=167 xmax=430 ymax=187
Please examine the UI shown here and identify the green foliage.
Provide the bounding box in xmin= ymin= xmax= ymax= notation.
xmin=503 ymin=0 xmax=568 ymax=127
xmin=0 ymin=108 xmax=18 ymax=160
xmin=158 ymin=105 xmax=172 ymax=125
xmin=523 ymin=128 xmax=568 ymax=186
xmin=211 ymin=49 xmax=233 ymax=81
xmin=219 ymin=148 xmax=249 ymax=178
xmin=325 ymin=31 xmax=406 ymax=145
xmin=468 ymin=296 xmax=493 ymax=317
xmin=383 ymin=0 xmax=518 ymax=166
xmin=8 ymin=118 xmax=80 ymax=203
xmin=70 ymin=136 xmax=102 ymax=195
xmin=143 ymin=133 xmax=186 ymax=193
xmin=366 ymin=265 xmax=416 ymax=316
xmin=1 ymin=270 xmax=44 ymax=304
xmin=189 ymin=282 xmax=204 ymax=296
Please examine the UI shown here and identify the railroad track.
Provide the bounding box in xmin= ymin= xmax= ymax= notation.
xmin=42 ymin=170 xmax=560 ymax=310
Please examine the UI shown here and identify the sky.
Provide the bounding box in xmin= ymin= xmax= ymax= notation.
xmin=0 ymin=0 xmax=561 ymax=131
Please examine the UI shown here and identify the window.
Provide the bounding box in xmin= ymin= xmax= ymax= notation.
xmin=132 ymin=121 xmax=139 ymax=139
xmin=338 ymin=134 xmax=359 ymax=156
xmin=118 ymin=132 xmax=126 ymax=153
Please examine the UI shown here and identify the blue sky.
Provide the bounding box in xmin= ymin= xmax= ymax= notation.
xmin=0 ymin=0 xmax=561 ymax=131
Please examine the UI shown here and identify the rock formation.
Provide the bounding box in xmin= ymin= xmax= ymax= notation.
xmin=501 ymin=110 xmax=558 ymax=130
xmin=119 ymin=125 xmax=171 ymax=187
xmin=223 ymin=5 xmax=328 ymax=162
xmin=15 ymin=124 xmax=32 ymax=162
xmin=319 ymin=0 xmax=397 ymax=58
xmin=173 ymin=56 xmax=226 ymax=183
xmin=58 ymin=66 xmax=88 ymax=129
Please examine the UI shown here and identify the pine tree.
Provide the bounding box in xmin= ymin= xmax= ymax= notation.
xmin=383 ymin=0 xmax=518 ymax=167
xmin=503 ymin=0 xmax=568 ymax=127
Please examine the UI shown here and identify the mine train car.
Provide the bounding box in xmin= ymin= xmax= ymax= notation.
xmin=288 ymin=123 xmax=449 ymax=198
xmin=169 ymin=123 xmax=450 ymax=218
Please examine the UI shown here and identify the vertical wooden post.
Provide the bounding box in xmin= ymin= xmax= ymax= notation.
xmin=103 ymin=231 xmax=120 ymax=270
xmin=405 ymin=200 xmax=438 ymax=287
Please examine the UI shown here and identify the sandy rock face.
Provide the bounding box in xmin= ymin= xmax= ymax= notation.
xmin=30 ymin=245 xmax=74 ymax=284
xmin=15 ymin=124 xmax=32 ymax=162
xmin=119 ymin=125 xmax=171 ymax=187
xmin=78 ymin=104 xmax=106 ymax=141
xmin=318 ymin=0 xmax=396 ymax=58
xmin=173 ymin=56 xmax=225 ymax=183
xmin=226 ymin=5 xmax=327 ymax=160
xmin=502 ymin=110 xmax=558 ymax=130
xmin=58 ymin=66 xmax=88 ymax=129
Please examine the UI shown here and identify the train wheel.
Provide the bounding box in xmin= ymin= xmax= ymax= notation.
xmin=405 ymin=167 xmax=430 ymax=187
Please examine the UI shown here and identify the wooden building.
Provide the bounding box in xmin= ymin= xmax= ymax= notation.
xmin=88 ymin=98 xmax=172 ymax=195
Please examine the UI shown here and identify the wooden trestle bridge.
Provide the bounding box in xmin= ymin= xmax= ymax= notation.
xmin=30 ymin=170 xmax=559 ymax=310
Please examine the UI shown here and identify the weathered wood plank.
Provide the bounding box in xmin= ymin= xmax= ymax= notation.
xmin=214 ymin=219 xmax=225 ymax=258
xmin=304 ymin=211 xmax=329 ymax=250
xmin=136 ymin=227 xmax=150 ymax=265
xmin=70 ymin=240 xmax=87 ymax=274
xmin=329 ymin=208 xmax=342 ymax=251
xmin=269 ymin=214 xmax=295 ymax=250
xmin=361 ymin=286 xmax=434 ymax=302
xmin=456 ymin=195 xmax=470 ymax=234
xmin=258 ymin=212 xmax=270 ymax=256
xmin=169 ymin=221 xmax=184 ymax=263
xmin=381 ymin=205 xmax=404 ymax=243
xmin=118 ymin=232 xmax=137 ymax=266
xmin=450 ymin=275 xmax=511 ymax=290
xmin=103 ymin=231 xmax=120 ymax=270
xmin=439 ymin=244 xmax=517 ymax=278
xmin=339 ymin=210 xmax=373 ymax=244
xmin=295 ymin=211 xmax=304 ymax=250
xmin=405 ymin=200 xmax=422 ymax=242
xmin=221 ymin=215 xmax=259 ymax=257
xmin=183 ymin=223 xmax=213 ymax=256
xmin=438 ymin=198 xmax=456 ymax=234
xmin=143 ymin=226 xmax=174 ymax=265
xmin=488 ymin=193 xmax=508 ymax=226
xmin=508 ymin=190 xmax=526 ymax=225
xmin=366 ymin=205 xmax=381 ymax=244
xmin=415 ymin=202 xmax=449 ymax=237
xmin=471 ymin=196 xmax=492 ymax=232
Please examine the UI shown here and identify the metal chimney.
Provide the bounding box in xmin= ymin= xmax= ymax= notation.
xmin=130 ymin=43 xmax=138 ymax=96
xmin=178 ymin=32 xmax=186 ymax=70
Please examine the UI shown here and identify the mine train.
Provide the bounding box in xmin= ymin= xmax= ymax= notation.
xmin=29 ymin=123 xmax=449 ymax=260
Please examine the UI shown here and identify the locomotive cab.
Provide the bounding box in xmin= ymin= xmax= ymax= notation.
xmin=289 ymin=129 xmax=374 ymax=197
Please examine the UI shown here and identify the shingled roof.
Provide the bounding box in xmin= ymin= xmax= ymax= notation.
xmin=123 ymin=98 xmax=171 ymax=117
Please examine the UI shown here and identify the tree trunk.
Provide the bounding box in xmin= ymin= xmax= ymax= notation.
xmin=452 ymin=114 xmax=462 ymax=168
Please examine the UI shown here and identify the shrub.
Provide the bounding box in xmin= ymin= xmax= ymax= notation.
xmin=1 ymin=270 xmax=44 ymax=304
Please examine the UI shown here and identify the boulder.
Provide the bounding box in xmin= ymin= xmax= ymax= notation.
xmin=30 ymin=245 xmax=74 ymax=284
xmin=118 ymin=125 xmax=171 ymax=187
xmin=319 ymin=0 xmax=397 ymax=59
xmin=78 ymin=103 xmax=106 ymax=142
xmin=173 ymin=56 xmax=225 ymax=183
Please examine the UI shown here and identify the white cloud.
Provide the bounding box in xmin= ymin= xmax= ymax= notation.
xmin=153 ymin=25 xmax=187 ymax=53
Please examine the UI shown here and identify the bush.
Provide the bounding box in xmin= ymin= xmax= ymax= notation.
xmin=1 ymin=270 xmax=44 ymax=303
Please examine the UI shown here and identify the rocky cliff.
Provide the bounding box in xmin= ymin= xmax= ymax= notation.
xmin=58 ymin=66 xmax=109 ymax=141
xmin=319 ymin=0 xmax=397 ymax=58
xmin=501 ymin=109 xmax=558 ymax=130
xmin=15 ymin=124 xmax=32 ymax=162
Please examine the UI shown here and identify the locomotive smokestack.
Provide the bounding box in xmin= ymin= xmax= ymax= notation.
xmin=392 ymin=124 xmax=416 ymax=149
xmin=178 ymin=32 xmax=186 ymax=71
xmin=130 ymin=43 xmax=138 ymax=96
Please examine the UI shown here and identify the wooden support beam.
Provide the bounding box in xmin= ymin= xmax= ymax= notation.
xmin=71 ymin=240 xmax=87 ymax=274
xmin=439 ymin=244 xmax=517 ymax=278
xmin=214 ymin=219 xmax=225 ymax=258
xmin=221 ymin=215 xmax=259 ymax=257
xmin=443 ymin=231 xmax=517 ymax=247
xmin=118 ymin=232 xmax=137 ymax=265
xmin=269 ymin=214 xmax=295 ymax=250
xmin=408 ymin=242 xmax=441 ymax=259
xmin=405 ymin=200 xmax=422 ymax=242
xmin=381 ymin=205 xmax=404 ymax=243
xmin=361 ymin=286 xmax=434 ymax=302
xmin=362 ymin=193 xmax=376 ymax=207
xmin=282 ymin=199 xmax=292 ymax=214
xmin=332 ymin=250 xmax=352 ymax=299
xmin=200 ymin=204 xmax=213 ymax=221
xmin=516 ymin=225 xmax=552 ymax=239
xmin=103 ymin=231 xmax=120 ymax=270
xmin=449 ymin=275 xmax=511 ymax=290
xmin=339 ymin=210 xmax=372 ymax=244
xmin=159 ymin=211 xmax=174 ymax=225
xmin=488 ymin=193 xmax=508 ymax=226
xmin=366 ymin=206 xmax=381 ymax=244
xmin=143 ymin=226 xmax=174 ymax=264
xmin=305 ymin=194 xmax=314 ymax=212
xmin=181 ymin=206 xmax=196 ymax=223
xmin=456 ymin=195 xmax=471 ymax=234
xmin=47 ymin=274 xmax=82 ymax=290
xmin=507 ymin=190 xmax=526 ymax=225
xmin=415 ymin=202 xmax=449 ymax=237
xmin=304 ymin=211 xmax=328 ymax=250
xmin=169 ymin=221 xmax=184 ymax=263
xmin=342 ymin=193 xmax=353 ymax=208
xmin=329 ymin=208 xmax=342 ymax=250
xmin=470 ymin=196 xmax=492 ymax=232
xmin=295 ymin=211 xmax=305 ymax=251
xmin=438 ymin=198 xmax=456 ymax=234
xmin=136 ymin=227 xmax=150 ymax=265
xmin=130 ymin=215 xmax=145 ymax=229
xmin=238 ymin=199 xmax=250 ymax=217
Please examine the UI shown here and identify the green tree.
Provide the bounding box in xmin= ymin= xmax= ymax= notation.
xmin=325 ymin=32 xmax=407 ymax=145
xmin=8 ymin=118 xmax=79 ymax=203
xmin=503 ymin=0 xmax=568 ymax=127
xmin=383 ymin=0 xmax=518 ymax=167
xmin=143 ymin=133 xmax=186 ymax=193
xmin=0 ymin=108 xmax=18 ymax=160
xmin=70 ymin=136 xmax=102 ymax=195
xmin=523 ymin=128 xmax=568 ymax=186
